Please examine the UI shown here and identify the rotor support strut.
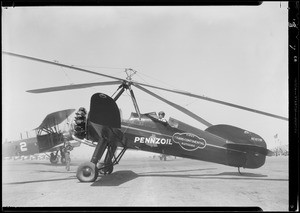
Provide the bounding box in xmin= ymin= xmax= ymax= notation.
xmin=112 ymin=83 xmax=126 ymax=101
xmin=112 ymin=81 xmax=142 ymax=120
xmin=129 ymin=86 xmax=141 ymax=119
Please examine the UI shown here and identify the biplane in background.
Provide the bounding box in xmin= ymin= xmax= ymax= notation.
xmin=3 ymin=109 xmax=80 ymax=164
xmin=3 ymin=52 xmax=288 ymax=182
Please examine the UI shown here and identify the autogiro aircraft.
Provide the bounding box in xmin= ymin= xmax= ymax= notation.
xmin=3 ymin=108 xmax=80 ymax=164
xmin=3 ymin=51 xmax=288 ymax=182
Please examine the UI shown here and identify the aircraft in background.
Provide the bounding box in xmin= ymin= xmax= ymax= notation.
xmin=2 ymin=109 xmax=80 ymax=164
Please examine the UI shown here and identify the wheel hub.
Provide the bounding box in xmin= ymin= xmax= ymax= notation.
xmin=82 ymin=167 xmax=92 ymax=177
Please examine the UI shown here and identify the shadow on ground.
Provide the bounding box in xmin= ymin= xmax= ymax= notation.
xmin=3 ymin=168 xmax=287 ymax=187
xmin=90 ymin=167 xmax=287 ymax=187
xmin=3 ymin=175 xmax=77 ymax=185
xmin=19 ymin=161 xmax=80 ymax=167
xmin=91 ymin=170 xmax=139 ymax=186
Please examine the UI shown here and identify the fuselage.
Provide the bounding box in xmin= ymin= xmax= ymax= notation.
xmin=119 ymin=112 xmax=266 ymax=169
xmin=2 ymin=137 xmax=39 ymax=157
xmin=2 ymin=132 xmax=78 ymax=158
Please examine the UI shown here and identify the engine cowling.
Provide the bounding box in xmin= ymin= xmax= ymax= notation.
xmin=86 ymin=93 xmax=121 ymax=142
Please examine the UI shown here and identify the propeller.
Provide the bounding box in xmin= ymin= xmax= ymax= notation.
xmin=3 ymin=51 xmax=288 ymax=122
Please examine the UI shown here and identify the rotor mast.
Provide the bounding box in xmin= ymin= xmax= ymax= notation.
xmin=124 ymin=68 xmax=137 ymax=81
xmin=111 ymin=69 xmax=142 ymax=119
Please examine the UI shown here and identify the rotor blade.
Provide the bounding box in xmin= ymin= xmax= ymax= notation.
xmin=133 ymin=82 xmax=288 ymax=121
xmin=133 ymin=84 xmax=213 ymax=127
xmin=2 ymin=51 xmax=125 ymax=81
xmin=26 ymin=81 xmax=122 ymax=93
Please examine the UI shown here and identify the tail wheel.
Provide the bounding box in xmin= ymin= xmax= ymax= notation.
xmin=76 ymin=162 xmax=98 ymax=182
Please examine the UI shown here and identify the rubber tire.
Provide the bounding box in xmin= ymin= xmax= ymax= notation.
xmin=50 ymin=156 xmax=59 ymax=164
xmin=76 ymin=162 xmax=98 ymax=182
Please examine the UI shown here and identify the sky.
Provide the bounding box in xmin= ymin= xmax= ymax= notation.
xmin=2 ymin=2 xmax=289 ymax=149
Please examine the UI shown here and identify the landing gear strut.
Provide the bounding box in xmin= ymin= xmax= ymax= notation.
xmin=76 ymin=144 xmax=126 ymax=182
xmin=60 ymin=148 xmax=66 ymax=165
xmin=238 ymin=167 xmax=242 ymax=175
xmin=76 ymin=127 xmax=126 ymax=182
xmin=76 ymin=92 xmax=124 ymax=182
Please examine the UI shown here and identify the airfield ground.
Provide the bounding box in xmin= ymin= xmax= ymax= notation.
xmin=2 ymin=149 xmax=289 ymax=211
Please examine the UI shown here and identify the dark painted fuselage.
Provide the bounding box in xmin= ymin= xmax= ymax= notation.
xmin=119 ymin=112 xmax=267 ymax=169
xmin=2 ymin=132 xmax=68 ymax=158
xmin=2 ymin=137 xmax=39 ymax=157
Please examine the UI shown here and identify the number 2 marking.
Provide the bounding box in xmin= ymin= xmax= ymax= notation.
xmin=20 ymin=142 xmax=28 ymax=152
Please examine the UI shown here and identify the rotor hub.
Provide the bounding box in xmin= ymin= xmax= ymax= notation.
xmin=125 ymin=68 xmax=137 ymax=81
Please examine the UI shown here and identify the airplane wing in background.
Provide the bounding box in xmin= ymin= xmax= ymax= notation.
xmin=35 ymin=109 xmax=76 ymax=130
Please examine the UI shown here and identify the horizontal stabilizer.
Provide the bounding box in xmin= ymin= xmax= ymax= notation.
xmin=205 ymin=124 xmax=273 ymax=156
xmin=205 ymin=124 xmax=267 ymax=147
xmin=225 ymin=143 xmax=274 ymax=156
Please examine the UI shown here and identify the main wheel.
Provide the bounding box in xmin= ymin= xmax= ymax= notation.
xmin=76 ymin=162 xmax=98 ymax=182
xmin=50 ymin=155 xmax=59 ymax=164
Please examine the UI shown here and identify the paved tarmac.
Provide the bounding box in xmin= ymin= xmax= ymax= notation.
xmin=2 ymin=150 xmax=288 ymax=211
